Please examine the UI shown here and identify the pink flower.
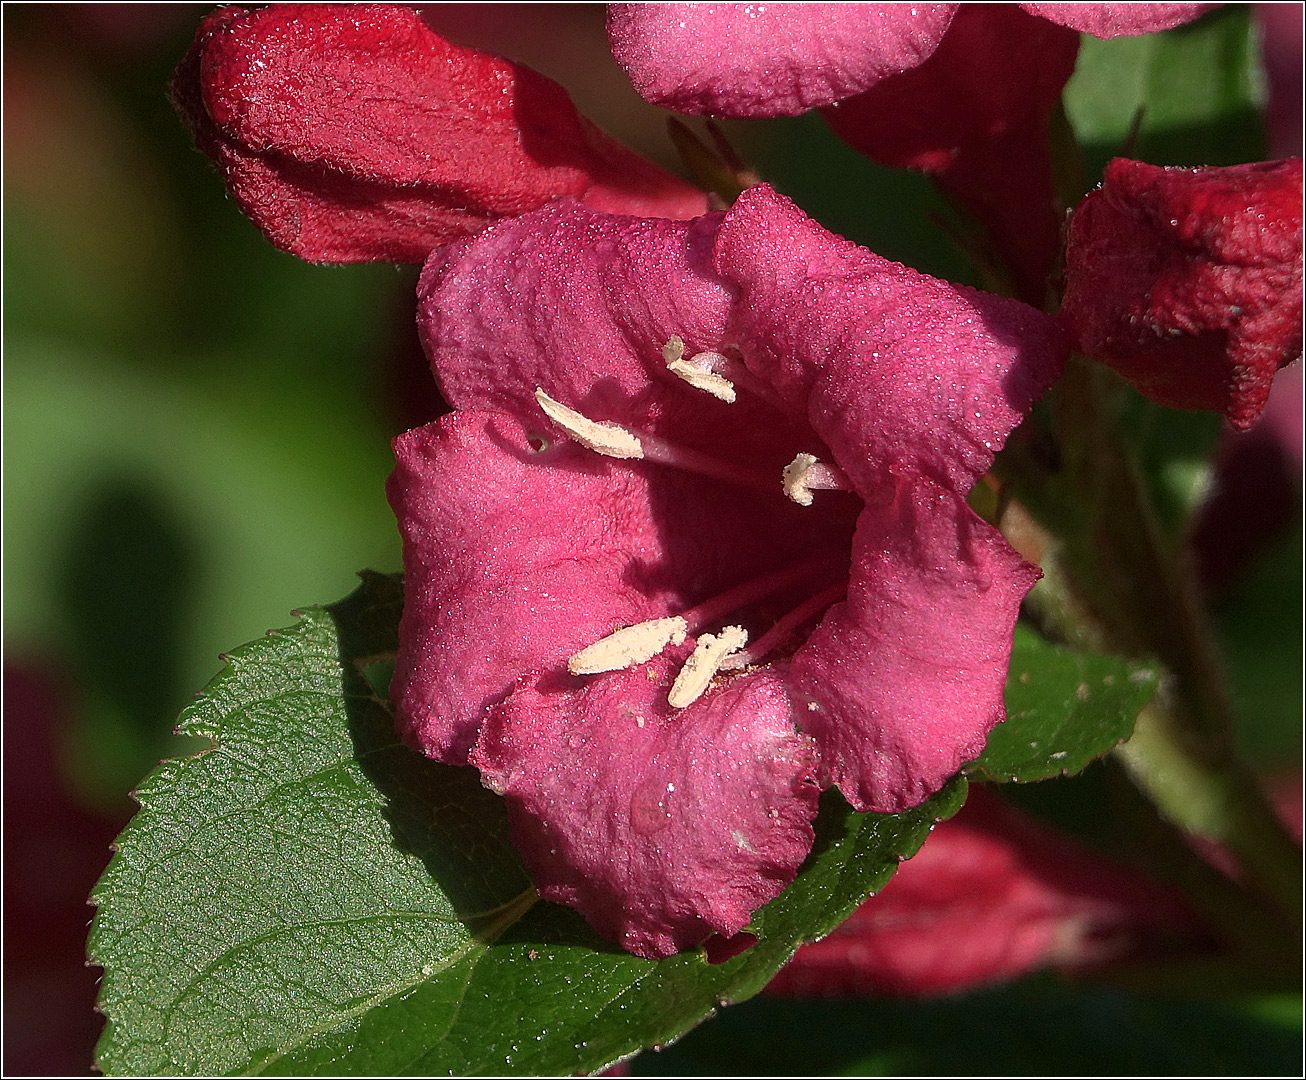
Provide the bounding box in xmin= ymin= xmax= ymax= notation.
xmin=766 ymin=786 xmax=1206 ymax=997
xmin=387 ymin=184 xmax=1066 ymax=957
xmin=170 ymin=4 xmax=706 ymax=265
xmin=607 ymin=3 xmax=1219 ymax=118
xmin=609 ymin=3 xmax=1217 ymax=305
xmin=1060 ymin=158 xmax=1304 ymax=430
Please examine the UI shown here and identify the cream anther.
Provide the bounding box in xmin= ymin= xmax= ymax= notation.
xmin=535 ymin=389 xmax=644 ymax=459
xmin=663 ymin=336 xmax=736 ymax=403
xmin=661 ymin=336 xmax=686 ymax=364
xmin=782 ymin=452 xmax=851 ymax=506
xmin=568 ymin=616 xmax=688 ymax=675
xmin=782 ymin=453 xmax=820 ymax=506
xmin=667 ymin=625 xmax=748 ymax=709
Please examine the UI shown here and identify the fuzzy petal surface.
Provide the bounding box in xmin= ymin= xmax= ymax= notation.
xmin=607 ymin=2 xmax=958 ymax=116
xmin=715 ymin=185 xmax=1068 ymax=499
xmin=1061 ymin=158 xmax=1304 ymax=430
xmin=1020 ymin=2 xmax=1220 ymax=37
xmin=787 ymin=480 xmax=1039 ymax=812
xmin=472 ymin=659 xmax=819 ymax=958
xmin=766 ymin=787 xmax=1206 ymax=997
xmin=171 ymin=4 xmax=705 ymax=264
xmin=388 ymin=412 xmax=670 ymax=763
xmin=418 ymin=201 xmax=734 ymax=430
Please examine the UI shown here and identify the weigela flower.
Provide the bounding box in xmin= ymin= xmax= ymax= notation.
xmin=609 ymin=3 xmax=1218 ymax=303
xmin=766 ymin=786 xmax=1205 ymax=997
xmin=170 ymin=4 xmax=707 ymax=264
xmin=387 ymin=184 xmax=1067 ymax=958
xmin=1060 ymin=158 xmax=1304 ymax=430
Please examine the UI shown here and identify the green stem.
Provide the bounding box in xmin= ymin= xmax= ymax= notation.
xmin=1008 ymin=357 xmax=1301 ymax=925
xmin=1116 ymin=702 xmax=1301 ymax=922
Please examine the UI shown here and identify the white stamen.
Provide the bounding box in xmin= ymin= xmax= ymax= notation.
xmin=782 ymin=452 xmax=851 ymax=506
xmin=568 ymin=616 xmax=688 ymax=675
xmin=535 ymin=389 xmax=644 ymax=459
xmin=661 ymin=336 xmax=685 ymax=364
xmin=782 ymin=453 xmax=820 ymax=506
xmin=667 ymin=625 xmax=747 ymax=709
xmin=664 ymin=336 xmax=736 ymax=403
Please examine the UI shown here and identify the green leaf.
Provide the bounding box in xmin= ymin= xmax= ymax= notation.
xmin=1065 ymin=6 xmax=1265 ymax=181
xmin=90 ymin=573 xmax=965 ymax=1077
xmin=968 ymin=625 xmax=1158 ymax=783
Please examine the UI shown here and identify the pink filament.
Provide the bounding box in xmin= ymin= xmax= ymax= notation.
xmin=679 ymin=557 xmax=846 ymax=634
xmin=719 ymin=583 xmax=847 ymax=670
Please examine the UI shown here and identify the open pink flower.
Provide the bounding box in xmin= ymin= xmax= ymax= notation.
xmin=766 ymin=786 xmax=1206 ymax=997
xmin=170 ymin=4 xmax=706 ymax=264
xmin=609 ymin=3 xmax=1217 ymax=305
xmin=1061 ymin=158 xmax=1304 ymax=430
xmin=387 ymin=184 xmax=1066 ymax=957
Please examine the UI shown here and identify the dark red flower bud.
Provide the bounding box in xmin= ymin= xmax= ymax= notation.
xmin=1061 ymin=157 xmax=1304 ymax=430
xmin=170 ymin=4 xmax=706 ymax=264
xmin=821 ymin=5 xmax=1080 ymax=306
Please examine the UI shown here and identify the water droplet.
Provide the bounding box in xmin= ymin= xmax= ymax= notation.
xmin=629 ymin=777 xmax=674 ymax=835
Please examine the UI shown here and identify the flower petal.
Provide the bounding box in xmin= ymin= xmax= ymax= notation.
xmin=1021 ymin=2 xmax=1221 ymax=38
xmin=714 ymin=185 xmax=1068 ymax=497
xmin=472 ymin=658 xmax=819 ymax=958
xmin=171 ymin=4 xmax=706 ymax=264
xmin=1060 ymin=158 xmax=1304 ymax=430
xmin=418 ymin=200 xmax=732 ymax=424
xmin=388 ymin=412 xmax=670 ymax=763
xmin=417 ymin=195 xmax=860 ymax=499
xmin=787 ymin=478 xmax=1040 ymax=813
xmin=607 ymin=2 xmax=958 ymax=116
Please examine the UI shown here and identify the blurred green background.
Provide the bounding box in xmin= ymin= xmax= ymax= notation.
xmin=5 ymin=5 xmax=416 ymax=1071
xmin=3 ymin=4 xmax=1299 ymax=1075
